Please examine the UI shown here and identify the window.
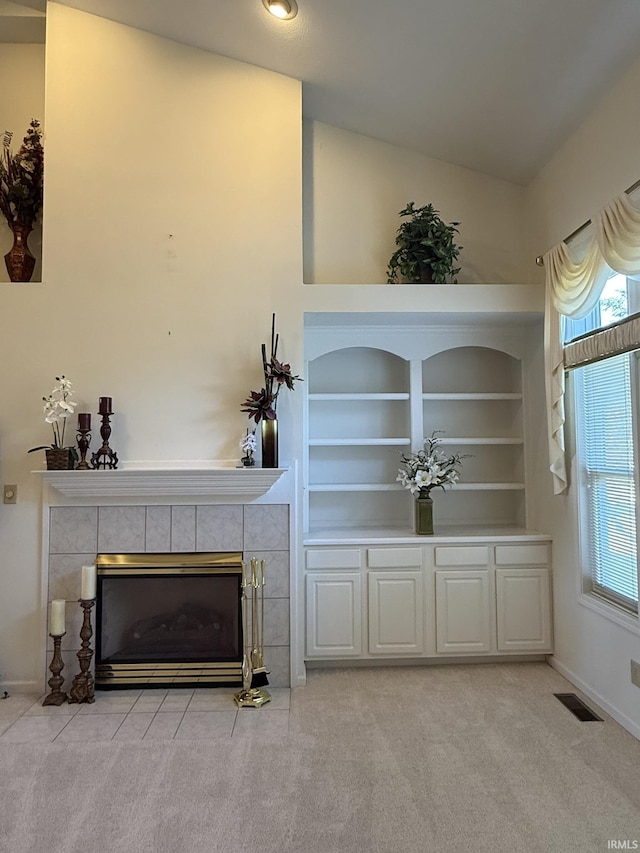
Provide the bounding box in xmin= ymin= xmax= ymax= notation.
xmin=565 ymin=274 xmax=640 ymax=613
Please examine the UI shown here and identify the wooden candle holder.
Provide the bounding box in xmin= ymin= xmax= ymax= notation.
xmin=91 ymin=413 xmax=118 ymax=470
xmin=68 ymin=600 xmax=96 ymax=704
xmin=43 ymin=633 xmax=67 ymax=706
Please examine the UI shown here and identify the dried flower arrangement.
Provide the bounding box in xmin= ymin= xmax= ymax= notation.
xmin=241 ymin=313 xmax=302 ymax=423
xmin=0 ymin=119 xmax=44 ymax=230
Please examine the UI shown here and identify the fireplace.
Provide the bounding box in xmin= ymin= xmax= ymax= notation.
xmin=43 ymin=493 xmax=292 ymax=691
xmin=95 ymin=552 xmax=244 ymax=689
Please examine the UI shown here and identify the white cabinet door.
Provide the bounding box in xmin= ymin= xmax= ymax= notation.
xmin=496 ymin=568 xmax=552 ymax=651
xmin=435 ymin=570 xmax=492 ymax=653
xmin=306 ymin=573 xmax=362 ymax=657
xmin=368 ymin=571 xmax=424 ymax=655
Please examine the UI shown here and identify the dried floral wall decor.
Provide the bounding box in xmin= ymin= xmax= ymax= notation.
xmin=0 ymin=119 xmax=44 ymax=282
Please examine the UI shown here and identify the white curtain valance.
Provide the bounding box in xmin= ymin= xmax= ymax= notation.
xmin=544 ymin=192 xmax=640 ymax=495
xmin=564 ymin=313 xmax=640 ymax=370
xmin=546 ymin=239 xmax=610 ymax=319
xmin=594 ymin=194 xmax=640 ymax=280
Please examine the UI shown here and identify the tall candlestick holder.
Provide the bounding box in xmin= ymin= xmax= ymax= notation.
xmin=76 ymin=427 xmax=92 ymax=470
xmin=68 ymin=600 xmax=96 ymax=704
xmin=90 ymin=413 xmax=118 ymax=470
xmin=43 ymin=633 xmax=67 ymax=706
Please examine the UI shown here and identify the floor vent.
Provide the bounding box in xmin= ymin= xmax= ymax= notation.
xmin=554 ymin=693 xmax=603 ymax=722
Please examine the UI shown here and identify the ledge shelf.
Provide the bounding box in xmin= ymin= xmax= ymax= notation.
xmin=309 ymin=438 xmax=410 ymax=446
xmin=304 ymin=524 xmax=551 ymax=546
xmin=34 ymin=462 xmax=286 ymax=500
xmin=307 ymin=482 xmax=525 ymax=492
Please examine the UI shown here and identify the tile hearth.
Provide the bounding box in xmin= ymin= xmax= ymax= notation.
xmin=0 ymin=688 xmax=291 ymax=743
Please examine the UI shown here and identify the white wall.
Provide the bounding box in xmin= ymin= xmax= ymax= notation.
xmin=525 ymin=54 xmax=640 ymax=736
xmin=0 ymin=3 xmax=303 ymax=688
xmin=0 ymin=43 xmax=45 ymax=282
xmin=304 ymin=120 xmax=529 ymax=285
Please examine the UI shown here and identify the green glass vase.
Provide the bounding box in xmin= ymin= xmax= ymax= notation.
xmin=414 ymin=492 xmax=434 ymax=535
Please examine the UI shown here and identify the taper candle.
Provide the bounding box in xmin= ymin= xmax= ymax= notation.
xmin=81 ymin=564 xmax=97 ymax=600
xmin=98 ymin=396 xmax=112 ymax=415
xmin=50 ymin=599 xmax=65 ymax=636
xmin=78 ymin=412 xmax=91 ymax=431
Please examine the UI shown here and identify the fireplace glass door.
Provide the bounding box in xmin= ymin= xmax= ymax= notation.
xmin=95 ymin=552 xmax=243 ymax=689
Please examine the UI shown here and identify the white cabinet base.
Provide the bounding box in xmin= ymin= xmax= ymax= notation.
xmin=368 ymin=571 xmax=424 ymax=655
xmin=306 ymin=573 xmax=362 ymax=657
xmin=305 ymin=539 xmax=552 ymax=664
xmin=496 ymin=568 xmax=552 ymax=651
xmin=435 ymin=570 xmax=492 ymax=653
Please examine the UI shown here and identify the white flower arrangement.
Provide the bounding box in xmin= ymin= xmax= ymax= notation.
xmin=397 ymin=432 xmax=463 ymax=497
xmin=240 ymin=430 xmax=257 ymax=456
xmin=240 ymin=429 xmax=257 ymax=466
xmin=29 ymin=375 xmax=77 ymax=453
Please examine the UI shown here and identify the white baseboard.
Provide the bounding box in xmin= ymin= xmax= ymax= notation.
xmin=0 ymin=680 xmax=40 ymax=695
xmin=549 ymin=657 xmax=640 ymax=741
xmin=305 ymin=654 xmax=546 ymax=669
xmin=291 ymin=664 xmax=307 ymax=687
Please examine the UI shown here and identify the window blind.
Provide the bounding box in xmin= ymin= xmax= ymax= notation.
xmin=577 ymin=354 xmax=639 ymax=610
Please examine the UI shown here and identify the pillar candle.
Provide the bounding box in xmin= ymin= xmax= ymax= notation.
xmin=78 ymin=412 xmax=91 ymax=431
xmin=81 ymin=564 xmax=97 ymax=600
xmin=50 ymin=599 xmax=65 ymax=636
xmin=98 ymin=397 xmax=112 ymax=415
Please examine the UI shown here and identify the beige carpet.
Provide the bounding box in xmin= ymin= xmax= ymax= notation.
xmin=1 ymin=662 xmax=639 ymax=853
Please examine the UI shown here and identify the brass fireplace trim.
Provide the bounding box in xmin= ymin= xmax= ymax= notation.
xmin=96 ymin=552 xmax=243 ymax=572
xmin=99 ymin=662 xmax=241 ymax=670
xmin=96 ymin=661 xmax=242 ymax=687
xmin=95 ymin=551 xmax=244 ymax=689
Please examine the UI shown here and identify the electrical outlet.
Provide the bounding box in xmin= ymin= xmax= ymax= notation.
xmin=3 ymin=484 xmax=17 ymax=504
xmin=631 ymin=659 xmax=640 ymax=688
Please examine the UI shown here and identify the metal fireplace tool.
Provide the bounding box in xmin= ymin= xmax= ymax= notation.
xmin=234 ymin=558 xmax=271 ymax=708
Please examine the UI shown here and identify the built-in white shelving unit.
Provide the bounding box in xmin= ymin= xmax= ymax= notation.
xmin=300 ymin=287 xmax=551 ymax=666
xmin=304 ymin=307 xmax=541 ymax=538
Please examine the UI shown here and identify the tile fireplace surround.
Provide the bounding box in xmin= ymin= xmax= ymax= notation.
xmin=38 ymin=464 xmax=295 ymax=693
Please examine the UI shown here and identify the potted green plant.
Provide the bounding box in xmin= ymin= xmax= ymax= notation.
xmin=387 ymin=202 xmax=462 ymax=284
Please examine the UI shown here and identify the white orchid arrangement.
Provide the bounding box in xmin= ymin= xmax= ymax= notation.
xmin=240 ymin=429 xmax=257 ymax=465
xmin=29 ymin=375 xmax=78 ymax=455
xmin=397 ymin=432 xmax=463 ymax=497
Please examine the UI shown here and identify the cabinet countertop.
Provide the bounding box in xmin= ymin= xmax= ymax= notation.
xmin=304 ymin=526 xmax=551 ymax=546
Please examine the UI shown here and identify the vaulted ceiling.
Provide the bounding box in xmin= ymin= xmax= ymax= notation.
xmin=3 ymin=0 xmax=640 ymax=184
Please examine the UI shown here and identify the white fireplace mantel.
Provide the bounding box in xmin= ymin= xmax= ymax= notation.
xmin=34 ymin=460 xmax=286 ymax=500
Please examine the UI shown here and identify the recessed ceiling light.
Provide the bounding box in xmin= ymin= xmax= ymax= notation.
xmin=262 ymin=0 xmax=298 ymax=20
